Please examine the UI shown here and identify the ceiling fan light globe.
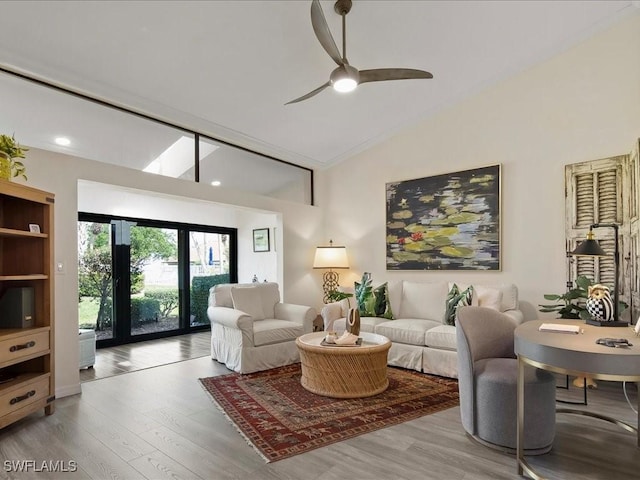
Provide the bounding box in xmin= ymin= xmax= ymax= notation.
xmin=330 ymin=64 xmax=360 ymax=93
xmin=333 ymin=78 xmax=357 ymax=92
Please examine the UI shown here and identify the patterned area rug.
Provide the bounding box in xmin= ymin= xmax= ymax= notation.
xmin=199 ymin=363 xmax=459 ymax=462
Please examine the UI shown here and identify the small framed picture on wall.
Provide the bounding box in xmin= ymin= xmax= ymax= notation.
xmin=253 ymin=228 xmax=270 ymax=252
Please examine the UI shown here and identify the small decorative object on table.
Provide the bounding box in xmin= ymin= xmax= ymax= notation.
xmin=346 ymin=307 xmax=360 ymax=335
xmin=324 ymin=331 xmax=338 ymax=344
xmin=585 ymin=284 xmax=626 ymax=327
xmin=321 ymin=331 xmax=361 ymax=346
xmin=586 ymin=284 xmax=614 ymax=321
xmin=334 ymin=331 xmax=359 ymax=345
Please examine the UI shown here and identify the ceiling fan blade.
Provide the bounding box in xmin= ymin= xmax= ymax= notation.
xmin=285 ymin=81 xmax=331 ymax=105
xmin=359 ymin=68 xmax=433 ymax=84
xmin=311 ymin=0 xmax=343 ymax=66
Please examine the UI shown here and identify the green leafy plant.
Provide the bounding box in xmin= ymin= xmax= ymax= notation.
xmin=0 ymin=134 xmax=28 ymax=180
xmin=539 ymin=275 xmax=627 ymax=320
xmin=326 ymin=290 xmax=353 ymax=303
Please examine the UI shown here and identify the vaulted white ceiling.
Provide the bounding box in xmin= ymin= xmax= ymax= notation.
xmin=0 ymin=1 xmax=637 ymax=171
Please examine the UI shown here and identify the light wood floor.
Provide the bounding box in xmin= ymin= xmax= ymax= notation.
xmin=1 ymin=358 xmax=638 ymax=479
xmin=80 ymin=331 xmax=212 ymax=382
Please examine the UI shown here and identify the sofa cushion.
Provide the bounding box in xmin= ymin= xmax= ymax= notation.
xmin=425 ymin=325 xmax=457 ymax=351
xmin=355 ymin=273 xmax=394 ymax=319
xmin=333 ymin=316 xmax=387 ymax=333
xmin=253 ymin=319 xmax=304 ymax=346
xmin=449 ymin=282 xmax=517 ymax=312
xmin=375 ymin=319 xmax=441 ymax=346
xmin=398 ymin=281 xmax=448 ymax=321
xmin=444 ymin=284 xmax=474 ymax=325
xmin=473 ymin=286 xmax=503 ymax=311
xmin=231 ymin=286 xmax=265 ymax=320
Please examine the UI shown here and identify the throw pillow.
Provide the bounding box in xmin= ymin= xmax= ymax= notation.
xmin=474 ymin=286 xmax=503 ymax=311
xmin=444 ymin=283 xmax=474 ymax=325
xmin=230 ymin=286 xmax=265 ymax=320
xmin=354 ymin=272 xmax=394 ymax=319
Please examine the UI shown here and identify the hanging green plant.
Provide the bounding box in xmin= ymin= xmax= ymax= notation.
xmin=0 ymin=134 xmax=28 ymax=180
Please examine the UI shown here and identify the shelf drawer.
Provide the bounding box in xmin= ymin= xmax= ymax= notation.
xmin=0 ymin=375 xmax=50 ymax=417
xmin=0 ymin=331 xmax=49 ymax=365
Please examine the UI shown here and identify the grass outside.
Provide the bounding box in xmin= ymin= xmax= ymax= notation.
xmin=79 ymin=296 xmax=100 ymax=329
xmin=79 ymin=287 xmax=180 ymax=329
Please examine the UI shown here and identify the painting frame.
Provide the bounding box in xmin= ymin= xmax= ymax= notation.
xmin=253 ymin=228 xmax=270 ymax=252
xmin=386 ymin=164 xmax=501 ymax=271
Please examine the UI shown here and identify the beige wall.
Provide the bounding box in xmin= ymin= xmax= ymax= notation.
xmin=19 ymin=149 xmax=323 ymax=398
xmin=317 ymin=13 xmax=640 ymax=321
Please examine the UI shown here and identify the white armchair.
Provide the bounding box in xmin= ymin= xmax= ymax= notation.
xmin=207 ymin=282 xmax=316 ymax=373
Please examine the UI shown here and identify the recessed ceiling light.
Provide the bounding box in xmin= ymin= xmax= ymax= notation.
xmin=55 ymin=137 xmax=71 ymax=146
xmin=211 ymin=180 xmax=221 ymax=186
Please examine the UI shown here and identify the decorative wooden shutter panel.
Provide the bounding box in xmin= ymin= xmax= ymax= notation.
xmin=565 ymin=155 xmax=626 ymax=292
xmin=627 ymin=140 xmax=639 ymax=322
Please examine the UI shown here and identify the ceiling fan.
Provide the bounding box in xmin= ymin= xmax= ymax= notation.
xmin=286 ymin=0 xmax=433 ymax=105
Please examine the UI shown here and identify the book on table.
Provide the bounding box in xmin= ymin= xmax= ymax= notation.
xmin=538 ymin=323 xmax=581 ymax=334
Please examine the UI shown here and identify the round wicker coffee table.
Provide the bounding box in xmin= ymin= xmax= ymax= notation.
xmin=295 ymin=331 xmax=391 ymax=398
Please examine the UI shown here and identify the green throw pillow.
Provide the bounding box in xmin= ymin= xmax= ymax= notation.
xmin=354 ymin=273 xmax=394 ymax=319
xmin=444 ymin=283 xmax=474 ymax=325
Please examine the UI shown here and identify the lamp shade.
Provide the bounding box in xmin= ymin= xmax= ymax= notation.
xmin=313 ymin=244 xmax=349 ymax=269
xmin=571 ymin=230 xmax=607 ymax=256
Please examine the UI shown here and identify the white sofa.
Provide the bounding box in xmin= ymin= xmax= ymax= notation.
xmin=321 ymin=281 xmax=523 ymax=378
xmin=207 ymin=282 xmax=316 ymax=374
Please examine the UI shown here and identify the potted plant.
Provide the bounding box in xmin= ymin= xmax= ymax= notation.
xmin=0 ymin=134 xmax=28 ymax=180
xmin=539 ymin=274 xmax=627 ymax=319
xmin=326 ymin=290 xmax=353 ymax=304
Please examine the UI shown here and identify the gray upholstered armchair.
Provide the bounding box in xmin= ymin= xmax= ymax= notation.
xmin=207 ymin=282 xmax=316 ymax=374
xmin=456 ymin=306 xmax=556 ymax=455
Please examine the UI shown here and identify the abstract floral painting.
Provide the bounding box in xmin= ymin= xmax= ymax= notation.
xmin=386 ymin=165 xmax=501 ymax=270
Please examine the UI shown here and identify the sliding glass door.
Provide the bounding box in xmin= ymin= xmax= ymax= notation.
xmin=189 ymin=231 xmax=230 ymax=327
xmin=78 ymin=220 xmax=115 ymax=341
xmin=129 ymin=225 xmax=180 ymax=337
xmin=78 ymin=213 xmax=236 ymax=347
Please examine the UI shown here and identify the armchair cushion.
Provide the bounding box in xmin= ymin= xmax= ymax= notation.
xmin=253 ymin=319 xmax=304 ymax=347
xmin=231 ymin=285 xmax=265 ymax=320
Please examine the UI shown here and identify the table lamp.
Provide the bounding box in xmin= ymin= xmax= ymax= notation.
xmin=570 ymin=223 xmax=627 ymax=326
xmin=313 ymin=240 xmax=349 ymax=303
